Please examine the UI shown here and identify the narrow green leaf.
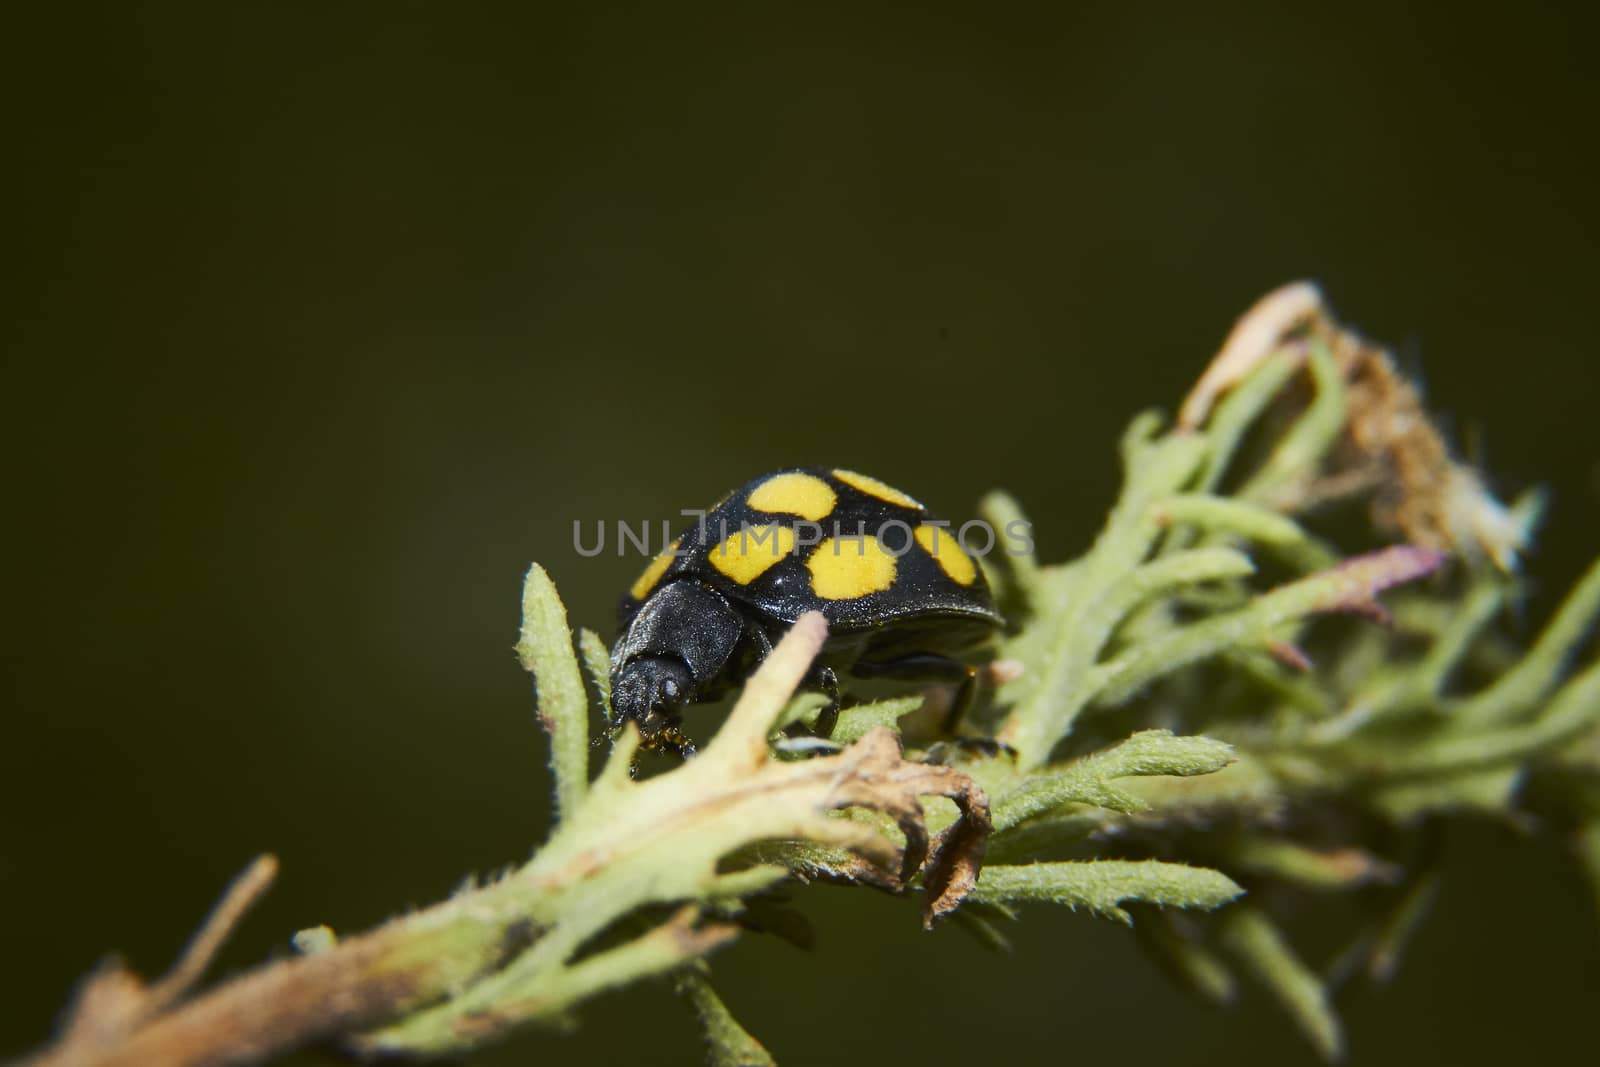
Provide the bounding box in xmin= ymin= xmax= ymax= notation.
xmin=1133 ymin=908 xmax=1236 ymax=1004
xmin=772 ymin=691 xmax=830 ymax=733
xmin=516 ymin=563 xmax=589 ymax=822
xmin=949 ymin=900 xmax=1018 ymax=953
xmin=1237 ymin=341 xmax=1346 ymax=505
xmin=1456 ymin=555 xmax=1600 ymax=726
xmin=1366 ymin=767 xmax=1522 ymax=820
xmin=1219 ymin=907 xmax=1343 ymax=1061
xmin=1194 ymin=354 xmax=1300 ymax=491
xmin=1361 ymin=578 xmax=1504 ymax=719
xmin=1089 ymin=545 xmax=1445 ymax=707
xmin=1150 ymin=496 xmax=1332 ymax=570
xmin=577 ymin=627 xmax=613 ymax=711
xmin=1222 ymin=837 xmax=1397 ymax=891
xmin=1367 ymin=657 xmax=1600 ymax=780
xmin=676 ymin=968 xmax=777 ymax=1067
xmin=1222 ymin=647 xmax=1336 ymax=717
xmin=972 ymin=860 xmax=1243 ymax=925
xmin=979 ymin=490 xmax=1042 ymax=594
xmin=994 ymin=730 xmax=1236 ymax=831
xmin=1368 ymin=873 xmax=1441 ymax=984
xmin=1001 ymin=431 xmax=1209 ymax=767
xmin=370 ymin=913 xmax=738 ymax=1056
xmin=1407 ymin=579 xmax=1504 ymax=705
xmin=706 ymin=864 xmax=790 ymax=902
xmin=1101 ymin=547 xmax=1258 ymax=627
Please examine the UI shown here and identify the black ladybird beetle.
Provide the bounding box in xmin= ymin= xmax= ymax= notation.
xmin=609 ymin=467 xmax=1004 ymax=757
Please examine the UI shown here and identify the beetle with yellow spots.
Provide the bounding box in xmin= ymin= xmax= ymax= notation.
xmin=609 ymin=467 xmax=1004 ymax=757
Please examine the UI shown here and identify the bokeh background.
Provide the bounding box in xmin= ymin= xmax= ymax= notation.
xmin=5 ymin=6 xmax=1598 ymax=1065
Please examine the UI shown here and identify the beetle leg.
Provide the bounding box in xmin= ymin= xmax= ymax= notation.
xmin=851 ymin=653 xmax=980 ymax=734
xmin=812 ymin=666 xmax=841 ymax=739
xmin=781 ymin=663 xmax=840 ymax=742
xmin=658 ymin=730 xmax=698 ymax=761
xmin=944 ymin=665 xmax=980 ymax=736
xmin=649 ymin=721 xmax=698 ymax=762
xmin=753 ymin=621 xmax=840 ymax=741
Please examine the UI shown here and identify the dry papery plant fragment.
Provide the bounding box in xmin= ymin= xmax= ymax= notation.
xmin=16 ymin=282 xmax=1599 ymax=1067
xmin=1181 ymin=280 xmax=1528 ymax=570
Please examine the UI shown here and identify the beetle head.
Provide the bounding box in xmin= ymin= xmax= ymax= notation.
xmin=609 ymin=656 xmax=696 ymax=756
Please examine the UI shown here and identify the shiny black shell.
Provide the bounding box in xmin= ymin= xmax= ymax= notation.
xmin=619 ymin=467 xmax=1002 ymax=654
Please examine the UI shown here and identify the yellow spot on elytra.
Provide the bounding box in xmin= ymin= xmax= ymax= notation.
xmin=747 ymin=472 xmax=837 ymax=521
xmin=915 ymin=524 xmax=976 ymax=585
xmin=709 ymin=524 xmax=796 ymax=585
xmin=629 ymin=545 xmax=678 ymax=601
xmin=832 ymin=469 xmax=923 ymax=510
xmin=808 ymin=535 xmax=898 ymax=599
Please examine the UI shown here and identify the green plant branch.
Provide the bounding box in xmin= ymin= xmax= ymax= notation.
xmin=21 ymin=608 xmax=992 ymax=1067
xmin=1089 ymin=545 xmax=1446 ymax=708
xmin=20 ymin=282 xmax=1600 ymax=1067
xmin=997 ymin=426 xmax=1212 ymax=766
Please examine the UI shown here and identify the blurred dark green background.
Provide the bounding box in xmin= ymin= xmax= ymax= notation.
xmin=5 ymin=5 xmax=1597 ymax=1065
